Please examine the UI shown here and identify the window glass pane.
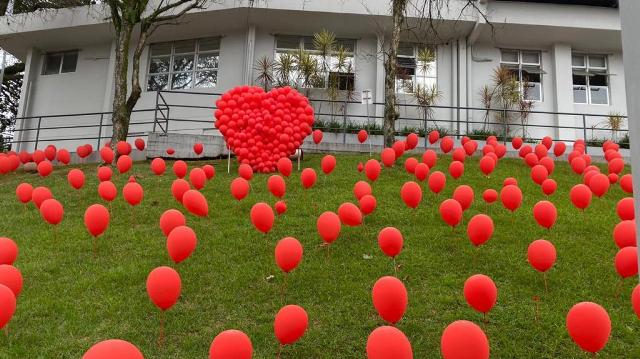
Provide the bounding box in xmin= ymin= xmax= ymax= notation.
xmin=524 ymin=82 xmax=541 ymax=101
xmin=195 ymin=71 xmax=217 ymax=88
xmin=501 ymin=50 xmax=518 ymax=63
xmin=302 ymin=37 xmax=316 ymax=51
xmin=174 ymin=39 xmax=196 ymax=54
xmin=572 ymin=54 xmax=585 ymax=67
xmin=590 ymin=74 xmax=608 ymax=87
xmin=171 ymin=72 xmax=193 ymax=89
xmin=147 ymin=74 xmax=169 ymax=91
xmin=590 ymin=86 xmax=608 ymax=104
xmin=199 ymin=37 xmax=220 ymax=52
xmin=572 ymin=74 xmax=587 ymax=86
xmin=43 ymin=54 xmax=62 ymax=75
xmin=61 ymin=52 xmax=78 ymax=73
xmin=396 ymin=77 xmax=414 ymax=93
xmin=150 ymin=42 xmax=172 ymax=56
xmin=276 ymin=36 xmax=300 ymax=50
xmin=588 ymin=55 xmax=606 ymax=68
xmin=336 ymin=39 xmax=355 ymax=53
xmin=522 ymin=69 xmax=540 ymax=83
xmin=173 ymin=54 xmax=195 ymax=72
xmin=573 ymin=86 xmax=587 ymax=103
xmin=197 ymin=54 xmax=219 ymax=70
xmin=398 ymin=43 xmax=414 ymax=57
xmin=149 ymin=57 xmax=170 ymax=74
xmin=521 ymin=51 xmax=540 ymax=65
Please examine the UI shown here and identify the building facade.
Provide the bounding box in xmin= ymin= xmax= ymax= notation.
xmin=0 ymin=0 xmax=626 ymax=152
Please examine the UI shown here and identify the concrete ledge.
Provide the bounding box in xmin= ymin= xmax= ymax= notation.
xmin=146 ymin=132 xmax=227 ymax=159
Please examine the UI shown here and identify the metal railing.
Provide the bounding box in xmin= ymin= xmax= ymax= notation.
xmin=5 ymin=90 xmax=629 ymax=153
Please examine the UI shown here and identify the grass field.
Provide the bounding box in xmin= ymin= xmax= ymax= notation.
xmin=0 ymin=152 xmax=637 ymax=358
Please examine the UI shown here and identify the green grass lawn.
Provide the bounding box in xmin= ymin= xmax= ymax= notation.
xmin=0 ymin=152 xmax=637 ymax=358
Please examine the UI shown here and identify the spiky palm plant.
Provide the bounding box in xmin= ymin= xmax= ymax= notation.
xmin=414 ymin=84 xmax=442 ymax=128
xmin=479 ymin=85 xmax=494 ymax=131
xmin=491 ymin=66 xmax=520 ymax=136
xmin=254 ymin=56 xmax=275 ymax=91
xmin=274 ymin=52 xmax=296 ymax=88
xmin=603 ymin=111 xmax=624 ymax=141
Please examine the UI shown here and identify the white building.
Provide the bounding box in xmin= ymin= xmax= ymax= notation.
xmin=0 ymin=0 xmax=627 ymax=152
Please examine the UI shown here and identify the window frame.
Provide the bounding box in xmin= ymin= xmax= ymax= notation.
xmin=41 ymin=50 xmax=79 ymax=76
xmin=146 ymin=37 xmax=221 ymax=92
xmin=273 ymin=35 xmax=357 ymax=91
xmin=572 ymin=53 xmax=610 ymax=106
xmin=499 ymin=49 xmax=543 ymax=103
xmin=395 ymin=43 xmax=438 ymax=95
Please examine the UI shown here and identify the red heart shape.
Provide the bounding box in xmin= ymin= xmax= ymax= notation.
xmin=215 ymin=86 xmax=315 ymax=173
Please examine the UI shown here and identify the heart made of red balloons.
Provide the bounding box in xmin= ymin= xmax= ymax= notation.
xmin=215 ymin=86 xmax=315 ymax=173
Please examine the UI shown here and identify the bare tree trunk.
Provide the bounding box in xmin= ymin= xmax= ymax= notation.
xmin=111 ymin=24 xmax=133 ymax=147
xmin=383 ymin=0 xmax=406 ymax=148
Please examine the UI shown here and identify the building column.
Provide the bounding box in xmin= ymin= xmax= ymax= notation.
xmin=375 ymin=34 xmax=385 ymax=126
xmin=551 ymin=43 xmax=575 ymax=141
xmin=243 ymin=24 xmax=256 ymax=85
xmin=15 ymin=47 xmax=37 ymax=151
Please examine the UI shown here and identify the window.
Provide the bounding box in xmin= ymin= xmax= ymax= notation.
xmin=42 ymin=51 xmax=78 ymax=75
xmin=395 ymin=43 xmax=437 ymax=94
xmin=147 ymin=37 xmax=220 ymax=91
xmin=274 ymin=35 xmax=356 ymax=90
xmin=500 ymin=49 xmax=544 ymax=102
xmin=572 ymin=54 xmax=609 ymax=105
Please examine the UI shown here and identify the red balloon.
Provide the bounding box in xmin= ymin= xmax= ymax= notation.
xmin=98 ymin=181 xmax=117 ymax=202
xmin=404 ymin=157 xmax=418 ymax=174
xmin=533 ymin=200 xmax=557 ymax=229
xmin=100 ymin=147 xmax=114 ymax=164
xmin=482 ymin=189 xmax=497 ymax=204
xmin=566 ymin=302 xmax=611 ymax=353
xmin=358 ymin=129 xmax=369 ymax=143
xmin=554 ymin=141 xmax=567 ymax=157
xmin=633 ymin=285 xmax=640 ymax=320
xmin=463 ymin=274 xmax=497 ymax=314
xmin=37 ymin=160 xmax=53 ymax=177
xmin=440 ymin=136 xmax=454 ymax=153
xmin=527 ymin=239 xmax=557 ymax=272
xmin=56 ymin=149 xmax=70 ymax=165
xmin=613 ymin=220 xmax=636 ymax=248
xmin=354 ymin=181 xmax=372 ymax=200
xmin=274 ymin=305 xmax=308 ymax=345
xmin=173 ymin=160 xmax=188 ymax=178
xmin=463 ymin=140 xmax=477 ymax=156
xmin=189 ymin=168 xmax=207 ymax=190
xmin=150 ymin=158 xmax=166 ymax=175
xmin=428 ymin=130 xmax=440 ymax=144
xmin=422 ymin=149 xmax=437 ymax=168
xmin=414 ymin=163 xmax=429 ymax=181
xmin=400 ymin=181 xmax=422 ymax=209
xmin=467 ymin=214 xmax=494 ymax=247
xmin=588 ymin=172 xmax=610 ymax=197
xmin=381 ymin=148 xmax=396 ymax=167
xmin=238 ymin=164 xmax=253 ymax=181
xmin=321 ymin=155 xmax=336 ymax=174
xmin=392 ymin=141 xmax=405 ymax=159
xmin=203 ymin=165 xmax=215 ymax=180
xmin=453 ymin=185 xmax=474 ymax=211
xmin=275 ymin=237 xmax=303 ymax=273
xmin=615 ymin=246 xmax=638 ymax=278
xmin=620 ymin=174 xmax=633 ymax=193
xmin=617 ymin=197 xmax=635 ymax=220
xmin=359 ymin=195 xmax=377 ymax=216
xmin=97 ymin=166 xmax=112 ymax=182
xmin=530 ymin=165 xmax=548 ymax=185
xmin=570 ymin=184 xmax=592 ymax=211
xmin=512 ymin=137 xmax=523 ymax=150
xmin=250 ymin=202 xmax=274 ymax=233
xmin=301 ymin=168 xmax=317 ymax=189
xmin=338 ymin=202 xmax=362 ymax=227
xmin=439 ymin=199 xmax=462 ymax=227
xmin=31 ymin=186 xmax=52 ymax=209
xmin=84 ymin=204 xmax=110 ymax=237
xmin=365 ymin=160 xmax=381 ymax=182
xmin=146 ymin=266 xmax=181 ymax=310
xmin=116 ymin=141 xmax=131 ymax=156
xmin=277 ymin=157 xmax=293 ymax=177
xmin=357 ymin=162 xmax=364 ymax=172
xmin=541 ymin=178 xmax=557 ymax=196
xmin=116 ymin=155 xmax=132 ymax=174
xmin=571 ymin=157 xmax=586 ymax=174
xmin=372 ymin=276 xmax=408 ymax=324
xmin=167 ymin=226 xmax=197 ymax=264
xmin=366 ymin=326 xmax=413 ymax=359
xmin=182 ymin=190 xmax=208 ymax=217
xmin=43 ymin=145 xmax=56 ymax=161
xmin=193 ymin=142 xmax=204 ymax=155
xmin=524 ymin=153 xmax=538 ymax=168
xmin=405 ymin=133 xmax=419 ymax=150
xmin=608 ymin=173 xmax=618 ymax=184
xmin=479 ymin=156 xmax=495 ymax=177
xmin=0 ymin=238 xmax=17 ymax=265
xmin=448 ymin=161 xmax=464 ymax=179
xmin=312 ymin=129 xmax=323 ymax=144
xmin=500 ymin=185 xmax=522 ymax=212
xmin=67 ymin=169 xmax=85 ymax=190
xmin=378 ymin=227 xmax=403 ymax=258
xmin=135 ymin=138 xmax=145 ymax=151
xmin=608 ymin=157 xmax=624 ymax=175
xmin=452 ymin=147 xmax=466 ymax=163
xmin=275 ymin=200 xmax=287 ymax=215
xmin=0 ymin=265 xmax=22 ymax=297
xmin=441 ymin=320 xmax=489 ymax=359
xmin=15 ymin=183 xmax=33 ymax=204
xmin=0 ymin=284 xmax=15 ymax=331
xmin=159 ymin=209 xmax=186 ymax=237
xmin=267 ymin=175 xmax=286 ymax=198
xmin=40 ymin=198 xmax=64 ymax=225
xmin=428 ymin=171 xmax=446 ymax=194
xmin=167 ymin=147 xmax=175 ymax=155
xmin=230 ymin=177 xmax=250 ymax=201
xmin=317 ymin=211 xmax=341 ymax=244
xmin=209 ymin=330 xmax=253 ymax=359
xmin=122 ymin=182 xmax=143 ymax=206
xmin=82 ymin=339 xmax=144 ymax=359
